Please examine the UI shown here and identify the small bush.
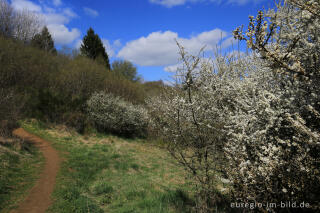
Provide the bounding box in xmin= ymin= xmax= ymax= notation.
xmin=87 ymin=92 xmax=148 ymax=138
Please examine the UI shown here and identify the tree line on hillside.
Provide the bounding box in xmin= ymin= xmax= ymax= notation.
xmin=0 ymin=0 xmax=140 ymax=82
xmin=0 ymin=0 xmax=164 ymax=137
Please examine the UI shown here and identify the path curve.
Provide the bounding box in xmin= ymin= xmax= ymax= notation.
xmin=10 ymin=128 xmax=60 ymax=213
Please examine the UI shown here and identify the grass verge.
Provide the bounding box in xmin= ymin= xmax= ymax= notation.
xmin=22 ymin=120 xmax=195 ymax=213
xmin=0 ymin=134 xmax=44 ymax=212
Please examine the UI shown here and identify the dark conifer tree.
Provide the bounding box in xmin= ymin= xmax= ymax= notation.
xmin=80 ymin=27 xmax=110 ymax=70
xmin=31 ymin=26 xmax=57 ymax=54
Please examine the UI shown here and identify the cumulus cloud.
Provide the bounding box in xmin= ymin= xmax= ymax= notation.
xmin=44 ymin=13 xmax=69 ymax=25
xmin=117 ymin=29 xmax=230 ymax=66
xmin=221 ymin=37 xmax=237 ymax=48
xmin=10 ymin=0 xmax=81 ymax=45
xmin=102 ymin=39 xmax=115 ymax=57
xmin=43 ymin=8 xmax=77 ymax=25
xmin=118 ymin=31 xmax=178 ymax=66
xmin=44 ymin=8 xmax=80 ymax=45
xmin=63 ymin=8 xmax=77 ymax=18
xmin=47 ymin=24 xmax=80 ymax=45
xmin=149 ymin=0 xmax=265 ymax=7
xmin=113 ymin=39 xmax=122 ymax=49
xmin=83 ymin=7 xmax=99 ymax=17
xmin=102 ymin=39 xmax=122 ymax=57
xmin=11 ymin=0 xmax=42 ymax=12
xmin=43 ymin=6 xmax=56 ymax=13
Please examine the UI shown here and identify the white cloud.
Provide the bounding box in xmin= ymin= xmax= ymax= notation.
xmin=75 ymin=39 xmax=83 ymax=49
xmin=227 ymin=0 xmax=265 ymax=5
xmin=117 ymin=29 xmax=230 ymax=66
xmin=43 ymin=6 xmax=56 ymax=13
xmin=44 ymin=13 xmax=69 ymax=25
xmin=47 ymin=24 xmax=80 ymax=45
xmin=118 ymin=31 xmax=178 ymax=66
xmin=113 ymin=39 xmax=122 ymax=49
xmin=63 ymin=8 xmax=77 ymax=18
xmin=164 ymin=63 xmax=182 ymax=72
xmin=83 ymin=7 xmax=99 ymax=17
xmin=102 ymin=39 xmax=115 ymax=57
xmin=221 ymin=37 xmax=237 ymax=49
xmin=43 ymin=10 xmax=81 ymax=45
xmin=11 ymin=0 xmax=42 ymax=12
xmin=10 ymin=0 xmax=81 ymax=45
xmin=149 ymin=0 xmax=265 ymax=7
xmin=149 ymin=0 xmax=187 ymax=7
xmin=52 ymin=0 xmax=62 ymax=7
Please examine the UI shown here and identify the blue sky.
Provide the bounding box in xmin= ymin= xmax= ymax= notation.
xmin=10 ymin=0 xmax=273 ymax=82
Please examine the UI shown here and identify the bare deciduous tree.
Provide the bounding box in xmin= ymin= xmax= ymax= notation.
xmin=0 ymin=0 xmax=42 ymax=42
xmin=14 ymin=9 xmax=42 ymax=42
xmin=0 ymin=0 xmax=15 ymax=38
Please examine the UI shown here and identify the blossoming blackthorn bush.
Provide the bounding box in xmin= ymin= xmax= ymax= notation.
xmin=87 ymin=92 xmax=148 ymax=138
xmin=149 ymin=0 xmax=319 ymax=212
xmin=148 ymin=43 xmax=274 ymax=212
xmin=231 ymin=0 xmax=320 ymax=211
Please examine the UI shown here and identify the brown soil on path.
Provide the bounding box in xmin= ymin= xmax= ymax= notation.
xmin=10 ymin=128 xmax=60 ymax=213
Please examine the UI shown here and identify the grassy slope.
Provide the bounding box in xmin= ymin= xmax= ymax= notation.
xmin=0 ymin=137 xmax=44 ymax=212
xmin=22 ymin=120 xmax=195 ymax=213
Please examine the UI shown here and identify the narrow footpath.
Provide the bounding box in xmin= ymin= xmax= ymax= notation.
xmin=10 ymin=128 xmax=60 ymax=213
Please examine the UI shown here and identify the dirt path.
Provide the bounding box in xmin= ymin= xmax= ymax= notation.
xmin=10 ymin=128 xmax=60 ymax=213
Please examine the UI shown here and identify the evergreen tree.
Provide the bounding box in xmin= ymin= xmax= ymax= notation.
xmin=80 ymin=27 xmax=110 ymax=70
xmin=31 ymin=26 xmax=57 ymax=54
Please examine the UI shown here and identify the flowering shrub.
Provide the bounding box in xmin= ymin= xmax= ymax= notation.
xmin=148 ymin=42 xmax=275 ymax=212
xmin=230 ymin=0 xmax=320 ymax=211
xmin=87 ymin=92 xmax=148 ymax=137
xmin=149 ymin=1 xmax=319 ymax=212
